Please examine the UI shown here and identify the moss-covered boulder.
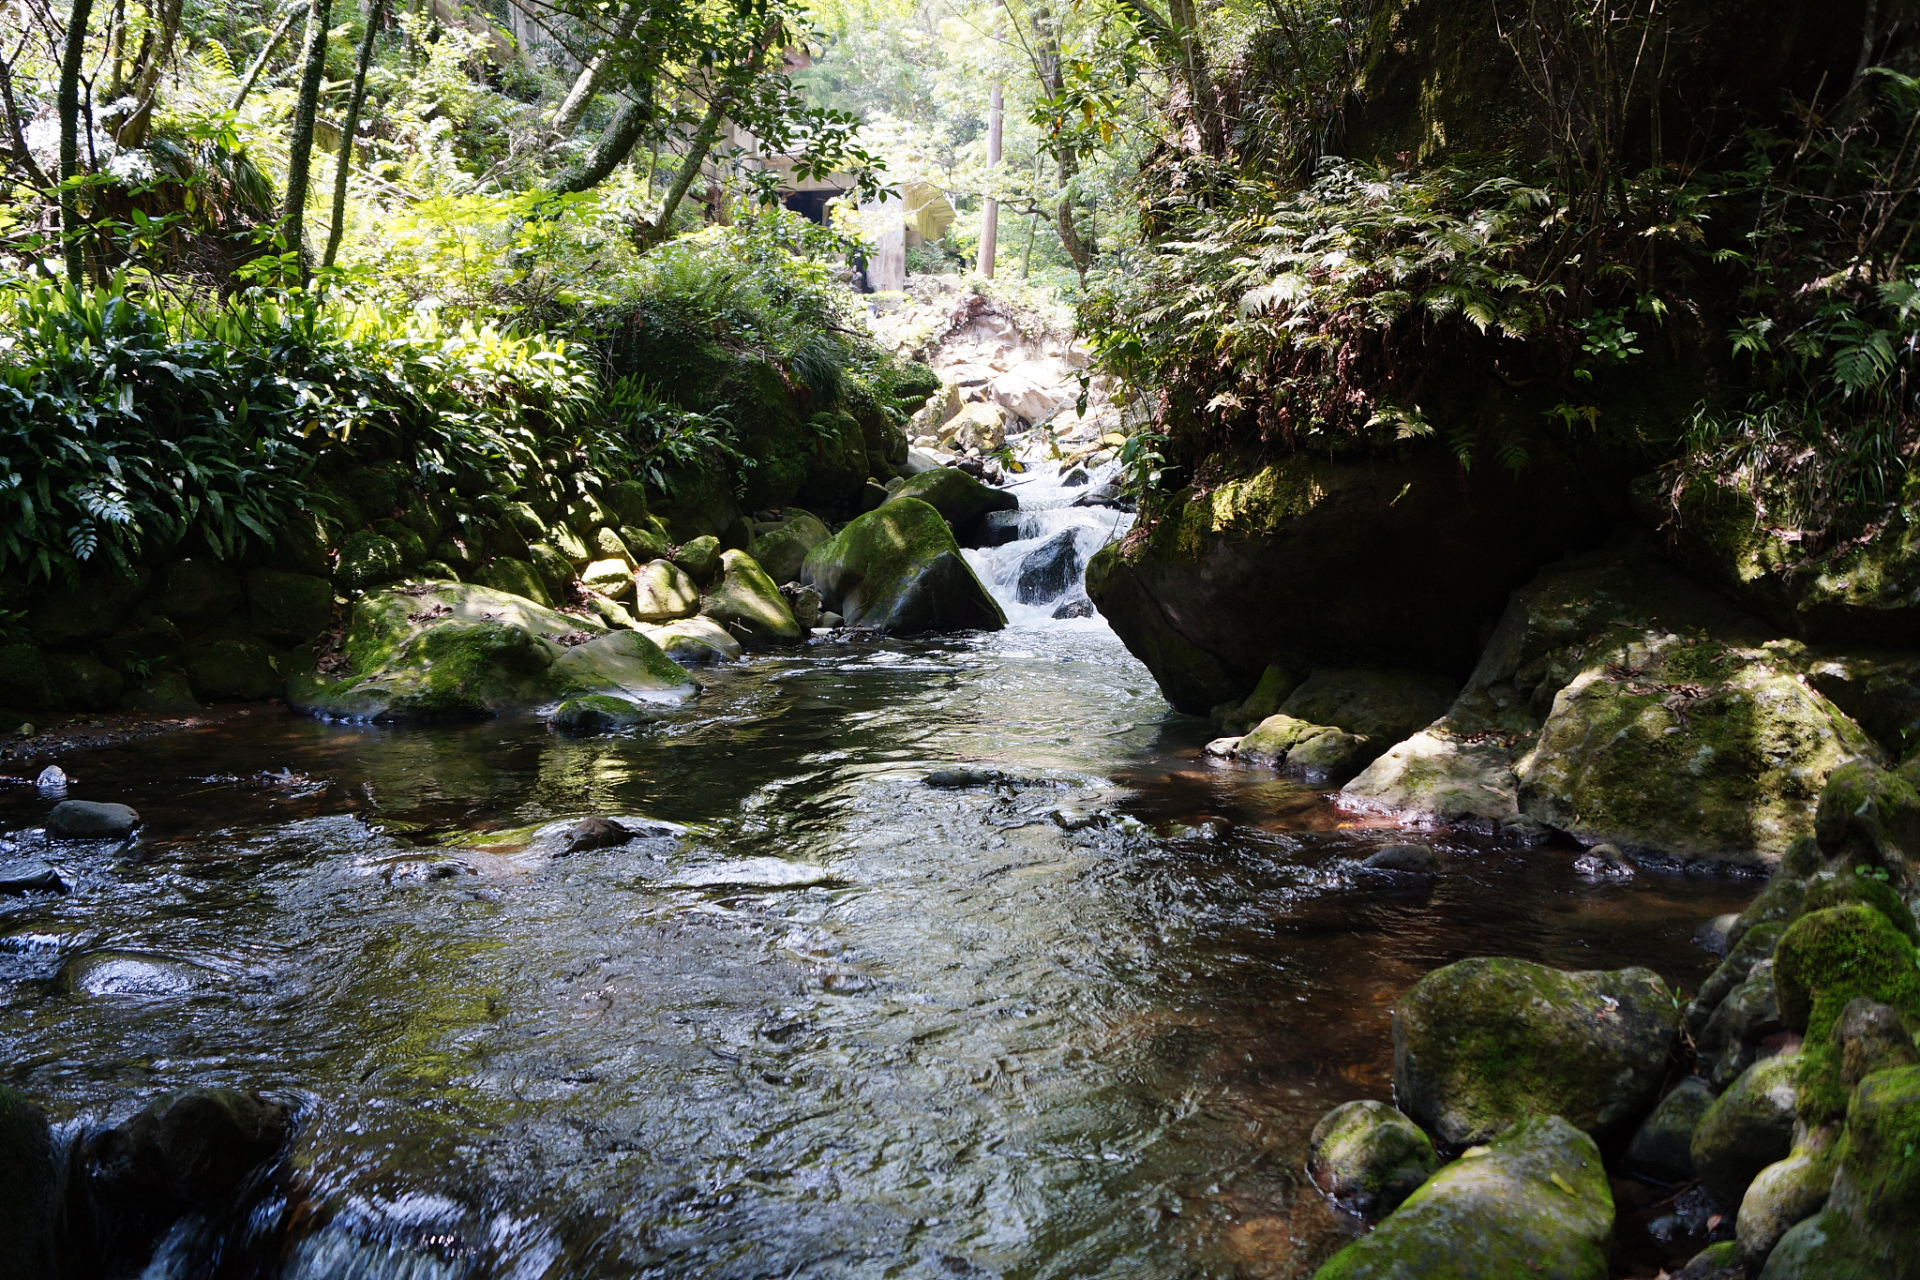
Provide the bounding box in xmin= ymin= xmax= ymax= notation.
xmin=1689 ymin=922 xmax=1787 ymax=1040
xmin=471 ymin=557 xmax=554 ymax=608
xmin=1698 ymin=960 xmax=1785 ymax=1089
xmin=641 ymin=616 xmax=743 ymax=666
xmin=1310 ymin=1115 xmax=1613 ymax=1280
xmin=550 ymin=525 xmax=593 ymax=570
xmin=1833 ymin=998 xmax=1920 ymax=1088
xmin=184 ymin=636 xmax=280 ymax=702
xmin=337 ymin=531 xmax=405 ymax=592
xmin=673 ymin=535 xmax=723 ymax=584
xmin=245 ymin=569 xmax=334 ymax=642
xmin=124 ymin=671 xmax=199 ymax=714
xmin=287 ymin=583 xmax=694 ymax=722
xmin=1759 ymin=1065 xmax=1920 ymax=1279
xmin=372 ymin=518 xmax=427 ymax=566
xmin=700 ymin=551 xmax=801 ymax=640
xmin=1512 ymin=632 xmax=1875 ymax=865
xmin=803 ymin=498 xmax=1006 ymax=634
xmin=751 ymin=511 xmax=832 ymax=585
xmin=1280 ymin=668 xmax=1459 ymax=746
xmin=1814 ymin=761 xmax=1920 ymax=886
xmin=550 ymin=694 xmax=658 ymax=735
xmin=1773 ymin=905 xmax=1920 ymax=1121
xmin=1692 ymin=1054 xmax=1801 ymax=1209
xmin=1392 ymin=957 xmax=1679 ymax=1145
xmin=0 ymin=1085 xmax=54 ymax=1280
xmin=1806 ymin=651 xmax=1920 ymax=760
xmin=44 ymin=652 xmax=123 ymax=710
xmin=1307 ymin=1100 xmax=1442 ymax=1215
xmin=1625 ymin=1076 xmax=1715 ymax=1184
xmin=882 ymin=467 xmax=1019 ymax=535
xmin=580 ymin=559 xmax=635 ymax=600
xmin=1211 ymin=663 xmax=1299 ymax=733
xmin=526 ymin=543 xmax=576 ymax=603
xmin=1232 ymin=714 xmax=1367 ymax=781
xmin=1738 ymin=1125 xmax=1842 ymax=1266
xmin=634 ymin=560 xmax=700 ymax=623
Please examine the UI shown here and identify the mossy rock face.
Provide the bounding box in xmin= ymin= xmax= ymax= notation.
xmin=1737 ymin=1126 xmax=1843 ymax=1266
xmin=337 ymin=531 xmax=405 ymax=592
xmin=345 ymin=463 xmax=406 ymax=521
xmin=803 ymin=498 xmax=1006 ymax=635
xmin=396 ymin=492 xmax=440 ymax=544
xmin=1234 ymin=714 xmax=1367 ymax=781
xmin=550 ymin=525 xmax=592 ymax=570
xmin=471 ymin=557 xmax=554 ymax=609
xmin=245 ymin=569 xmax=334 ymax=642
xmin=1392 ymin=957 xmax=1679 ymax=1145
xmin=1691 ymin=1054 xmax=1801 ymax=1209
xmin=701 ymin=551 xmax=802 ymax=640
xmin=795 ymin=410 xmax=871 ymax=516
xmin=155 ymin=558 xmax=245 ymax=634
xmin=1086 ymin=541 xmax=1240 ymax=712
xmin=526 ymin=543 xmax=575 ymax=603
xmin=1675 ymin=1240 xmax=1743 ymax=1279
xmin=1307 ymin=1100 xmax=1442 ymax=1216
xmin=1757 ymin=1210 xmax=1895 ymax=1279
xmin=1625 ymin=1077 xmax=1715 ymax=1184
xmin=1213 ymin=663 xmax=1300 ymax=733
xmin=752 ymin=511 xmax=832 ymax=586
xmin=1280 ymin=667 xmax=1458 ymax=755
xmin=266 ymin=507 xmax=333 ymax=577
xmin=1698 ymin=961 xmax=1784 ymax=1089
xmin=603 ymin=481 xmax=652 ymax=529
xmin=1828 ymin=1066 xmax=1920 ymax=1257
xmin=29 ymin=568 xmax=152 ymax=649
xmin=1514 ymin=633 xmax=1875 ymax=866
xmin=0 ymin=1085 xmax=54 ymax=1280
xmin=369 ymin=520 xmax=424 ymax=568
xmin=1799 ymin=868 xmax=1919 ymax=941
xmin=184 ymin=637 xmax=280 ymax=702
xmin=641 ymin=616 xmax=743 ymax=666
xmin=651 ymin=457 xmax=742 ymax=543
xmin=44 ymin=652 xmax=123 ymax=710
xmin=1310 ymin=1115 xmax=1613 ymax=1280
xmin=581 ymin=559 xmax=635 ymax=600
xmin=288 ymin=583 xmax=690 ymax=723
xmin=433 ymin=534 xmax=482 ymax=573
xmin=882 ymin=467 xmax=1018 ymax=530
xmin=0 ymin=644 xmax=57 ymax=712
xmin=634 ymin=560 xmax=701 ymax=623
xmin=1689 ymin=922 xmax=1787 ymax=1040
xmin=1806 ymin=652 xmax=1920 ymax=760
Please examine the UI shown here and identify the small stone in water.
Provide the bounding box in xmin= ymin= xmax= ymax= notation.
xmin=559 ymin=817 xmax=634 ymax=855
xmin=1362 ymin=844 xmax=1439 ymax=875
xmin=925 ymin=768 xmax=1009 ymax=789
xmin=34 ymin=765 xmax=67 ymax=795
xmin=1050 ymin=807 xmax=1101 ymax=831
xmin=1202 ymin=736 xmax=1242 ymax=758
xmin=45 ymin=800 xmax=140 ymax=839
xmin=0 ymin=861 xmax=69 ymax=896
xmin=1573 ymin=842 xmax=1633 ymax=878
xmin=1051 ymin=598 xmax=1095 ymax=619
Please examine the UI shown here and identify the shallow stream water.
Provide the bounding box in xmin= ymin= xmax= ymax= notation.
xmin=0 ymin=608 xmax=1757 ymax=1279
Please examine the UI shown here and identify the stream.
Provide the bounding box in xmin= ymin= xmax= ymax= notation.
xmin=0 ymin=478 xmax=1755 ymax=1279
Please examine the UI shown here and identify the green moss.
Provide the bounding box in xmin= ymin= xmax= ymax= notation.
xmin=883 ymin=467 xmax=1017 ymax=528
xmin=1836 ymin=1065 xmax=1920 ymax=1239
xmin=337 ymin=531 xmax=404 ymax=591
xmin=1815 ymin=761 xmax=1920 ymax=877
xmin=345 ymin=462 xmax=406 ymax=521
xmin=1801 ymin=869 xmax=1920 ymax=942
xmin=470 ymin=557 xmax=553 ymax=608
xmin=802 ymin=497 xmax=1005 ymax=634
xmin=1774 ymin=906 xmax=1920 ymax=1121
xmin=700 ymin=550 xmax=801 ymax=640
xmin=602 ymin=481 xmax=652 ymax=528
xmin=550 ymin=694 xmax=654 ymax=735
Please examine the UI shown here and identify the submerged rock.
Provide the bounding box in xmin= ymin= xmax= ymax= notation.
xmin=58 ymin=951 xmax=215 ymax=997
xmin=45 ymin=800 xmax=140 ymax=839
xmin=549 ymin=695 xmax=658 ymax=735
xmin=0 ymin=862 xmax=68 ymax=896
xmin=803 ymin=499 xmax=1006 ymax=634
xmin=558 ymin=816 xmax=635 ymax=854
xmin=1361 ymin=844 xmax=1439 ymax=875
xmin=1306 ymin=1099 xmax=1441 ymax=1215
xmin=288 ymin=583 xmax=694 ymax=722
xmin=1392 ymin=957 xmax=1678 ymax=1145
xmin=1309 ymin=1115 xmax=1613 ymax=1280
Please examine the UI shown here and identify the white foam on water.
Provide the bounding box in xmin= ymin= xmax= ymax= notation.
xmin=962 ymin=442 xmax=1134 ymax=629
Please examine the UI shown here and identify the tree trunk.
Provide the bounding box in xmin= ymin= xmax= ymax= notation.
xmin=114 ymin=0 xmax=184 ymax=147
xmin=281 ymin=0 xmax=334 ymax=278
xmin=548 ymin=95 xmax=651 ymax=194
xmin=980 ymin=80 xmax=1001 ymax=277
xmin=549 ymin=0 xmax=642 ymax=138
xmin=229 ymin=4 xmax=301 ymax=112
xmin=644 ymin=91 xmax=729 ymax=244
xmin=0 ymin=54 xmax=51 ymax=188
xmin=58 ymin=0 xmax=97 ymax=287
xmin=322 ymin=0 xmax=384 ymax=269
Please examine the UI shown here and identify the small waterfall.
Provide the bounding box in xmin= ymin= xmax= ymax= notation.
xmin=963 ymin=452 xmax=1134 ymax=626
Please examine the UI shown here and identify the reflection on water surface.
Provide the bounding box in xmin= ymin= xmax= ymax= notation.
xmin=0 ymin=626 xmax=1752 ymax=1278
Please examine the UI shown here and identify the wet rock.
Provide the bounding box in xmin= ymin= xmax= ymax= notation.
xmin=1361 ymin=844 xmax=1439 ymax=875
xmin=1673 ymin=1241 xmax=1744 ymax=1280
xmin=1833 ymin=997 xmax=1920 ymax=1088
xmin=1015 ymin=530 xmax=1083 ymax=605
xmin=861 ymin=479 xmax=891 ymax=512
xmin=288 ymin=583 xmax=693 ymax=722
xmin=1069 ymin=482 xmax=1127 ymax=509
xmin=1051 ymin=597 xmax=1095 ymax=619
xmin=1572 ymin=842 xmax=1634 ymax=878
xmin=550 ymin=695 xmax=657 ymax=735
xmin=1061 ymin=466 xmax=1090 ymax=487
xmin=633 ymin=560 xmax=701 ymax=623
xmin=925 ymin=767 xmax=1010 ymax=788
xmin=1625 ymin=1076 xmax=1714 ymax=1184
xmin=1687 ymin=920 xmax=1786 ymax=1039
xmin=1308 ymin=1115 xmax=1612 ymax=1280
xmin=1737 ymin=1124 xmax=1841 ymax=1266
xmin=780 ymin=584 xmax=824 ymax=630
xmin=1210 ymin=664 xmax=1300 ymax=734
xmin=34 ymin=766 xmax=67 ymax=795
xmin=58 ymin=951 xmax=211 ymax=997
xmin=1306 ymin=1099 xmax=1441 ymax=1215
xmin=701 ymin=550 xmax=802 ymax=640
xmin=558 ymin=816 xmax=634 ymax=854
xmin=45 ymin=800 xmax=140 ymax=839
xmin=672 ymin=535 xmax=723 ymax=584
xmin=1697 ymin=912 xmax=1741 ymax=955
xmin=0 ymin=1085 xmax=54 ymax=1280
xmin=882 ymin=466 xmax=1018 ymax=533
xmin=1392 ymin=957 xmax=1679 ymax=1144
xmin=1698 ymin=961 xmax=1785 ymax=1089
xmin=184 ymin=635 xmax=280 ymax=702
xmin=818 ymin=611 xmax=844 ymax=628
xmin=472 ymin=556 xmax=554 ymax=608
xmin=640 ymin=616 xmax=743 ymax=666
xmin=1050 ymin=808 xmax=1102 ymax=831
xmin=1234 ymin=714 xmax=1367 ymax=781
xmin=1692 ymin=1054 xmax=1800 ymax=1209
xmin=975 ymin=510 xmax=1025 ymax=547
xmin=1812 ymin=760 xmax=1920 ymax=887
xmin=803 ymin=499 xmax=1006 ymax=634
xmin=44 ymin=652 xmax=123 ymax=711
xmin=0 ymin=862 xmax=68 ymax=896
xmin=336 ymin=531 xmax=405 ymax=591
xmin=1281 ymin=668 xmax=1457 ymax=747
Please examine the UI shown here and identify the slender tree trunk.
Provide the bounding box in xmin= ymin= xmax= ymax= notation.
xmin=114 ymin=0 xmax=183 ymax=146
xmin=229 ymin=4 xmax=300 ymax=111
xmin=645 ymin=91 xmax=729 ymax=244
xmin=980 ymin=80 xmax=1001 ymax=277
xmin=548 ymin=94 xmax=650 ymax=193
xmin=58 ymin=0 xmax=97 ymax=286
xmin=0 ymin=55 xmax=52 ymax=187
xmin=549 ymin=0 xmax=640 ymax=138
xmin=281 ymin=0 xmax=333 ymax=277
xmin=322 ymin=0 xmax=383 ymax=268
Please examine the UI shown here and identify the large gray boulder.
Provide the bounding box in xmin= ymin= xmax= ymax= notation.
xmin=803 ymin=499 xmax=1005 ymax=634
xmin=1393 ymin=957 xmax=1679 ymax=1145
xmin=1310 ymin=1116 xmax=1613 ymax=1280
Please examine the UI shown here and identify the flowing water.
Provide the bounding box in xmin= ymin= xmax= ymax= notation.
xmin=0 ymin=527 xmax=1757 ymax=1279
